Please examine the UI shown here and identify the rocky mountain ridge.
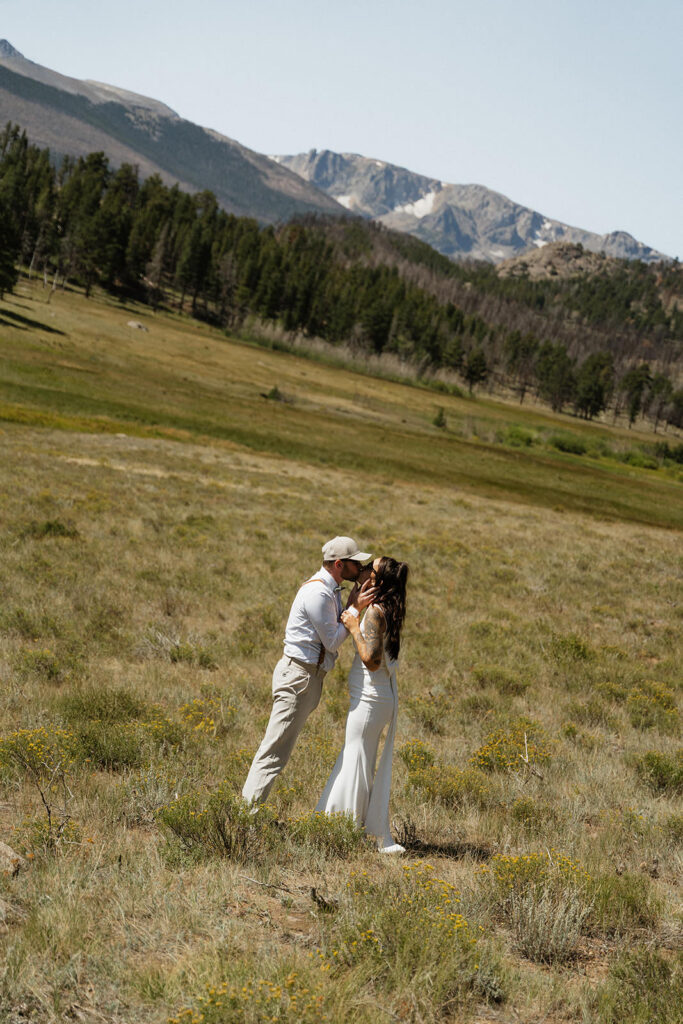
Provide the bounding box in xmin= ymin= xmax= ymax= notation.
xmin=273 ymin=149 xmax=667 ymax=265
xmin=0 ymin=41 xmax=342 ymax=223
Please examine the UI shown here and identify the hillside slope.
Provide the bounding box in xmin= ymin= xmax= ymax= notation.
xmin=0 ymin=41 xmax=343 ymax=223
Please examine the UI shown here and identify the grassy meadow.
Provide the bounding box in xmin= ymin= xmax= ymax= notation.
xmin=0 ymin=279 xmax=682 ymax=1023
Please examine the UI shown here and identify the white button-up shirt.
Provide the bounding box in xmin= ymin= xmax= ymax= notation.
xmin=283 ymin=566 xmax=349 ymax=671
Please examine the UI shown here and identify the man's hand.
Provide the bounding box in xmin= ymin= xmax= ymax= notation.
xmin=349 ymin=578 xmax=377 ymax=611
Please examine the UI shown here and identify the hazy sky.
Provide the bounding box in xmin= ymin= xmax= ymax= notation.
xmin=2 ymin=0 xmax=681 ymax=257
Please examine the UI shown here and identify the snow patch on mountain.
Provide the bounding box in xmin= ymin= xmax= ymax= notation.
xmin=333 ymin=194 xmax=355 ymax=210
xmin=393 ymin=190 xmax=438 ymax=219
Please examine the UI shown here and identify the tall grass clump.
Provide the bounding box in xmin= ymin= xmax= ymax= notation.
xmin=587 ymin=872 xmax=662 ymax=935
xmin=594 ymin=946 xmax=683 ymax=1024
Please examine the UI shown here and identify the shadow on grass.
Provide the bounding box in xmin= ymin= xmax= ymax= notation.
xmin=0 ymin=309 xmax=66 ymax=335
xmin=403 ymin=837 xmax=492 ymax=861
xmin=395 ymin=822 xmax=492 ymax=861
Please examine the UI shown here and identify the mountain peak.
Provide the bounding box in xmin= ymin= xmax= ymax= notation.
xmin=276 ymin=150 xmax=668 ymax=264
xmin=0 ymin=40 xmax=24 ymax=58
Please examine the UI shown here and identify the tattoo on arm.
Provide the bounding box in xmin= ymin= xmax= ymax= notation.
xmin=357 ymin=606 xmax=385 ymax=670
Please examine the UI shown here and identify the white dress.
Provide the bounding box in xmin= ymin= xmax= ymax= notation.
xmin=315 ymin=615 xmax=404 ymax=852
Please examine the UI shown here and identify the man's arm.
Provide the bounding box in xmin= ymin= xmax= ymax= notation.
xmin=305 ymin=587 xmax=348 ymax=653
xmin=340 ymin=605 xmax=385 ymax=672
xmin=346 ymin=577 xmax=378 ymax=612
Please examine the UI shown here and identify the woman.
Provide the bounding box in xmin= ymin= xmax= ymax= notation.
xmin=315 ymin=556 xmax=409 ymax=853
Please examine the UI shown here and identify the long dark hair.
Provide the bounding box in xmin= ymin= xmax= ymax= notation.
xmin=374 ymin=556 xmax=409 ymax=661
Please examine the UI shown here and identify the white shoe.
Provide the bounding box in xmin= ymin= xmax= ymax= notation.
xmin=379 ymin=843 xmax=406 ymax=855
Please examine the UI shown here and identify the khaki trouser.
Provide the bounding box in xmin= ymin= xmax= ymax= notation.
xmin=242 ymin=655 xmax=325 ymax=805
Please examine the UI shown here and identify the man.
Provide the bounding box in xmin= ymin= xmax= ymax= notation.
xmin=242 ymin=536 xmax=375 ymax=805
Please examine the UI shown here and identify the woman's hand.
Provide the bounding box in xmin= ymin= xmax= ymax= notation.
xmin=340 ymin=608 xmax=361 ymax=632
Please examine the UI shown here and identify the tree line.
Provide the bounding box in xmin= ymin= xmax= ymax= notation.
xmin=0 ymin=123 xmax=681 ymax=431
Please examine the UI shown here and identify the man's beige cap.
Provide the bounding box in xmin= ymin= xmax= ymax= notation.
xmin=322 ymin=536 xmax=372 ymax=562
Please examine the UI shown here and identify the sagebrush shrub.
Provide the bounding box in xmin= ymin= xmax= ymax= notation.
xmin=404 ymin=692 xmax=451 ymax=733
xmin=318 ymin=861 xmax=506 ymax=1011
xmin=633 ymin=749 xmax=683 ymax=794
xmin=472 ymin=664 xmax=529 ymax=695
xmin=408 ymin=763 xmax=491 ymax=808
xmin=397 ymin=738 xmax=436 ymax=770
xmin=285 ymin=811 xmax=369 ymax=858
xmin=58 ymin=686 xmax=149 ymax=723
xmin=508 ymin=885 xmax=592 ymax=963
xmin=470 ymin=718 xmax=552 ymax=773
xmin=158 ymin=781 xmax=276 ymax=861
xmin=627 ymin=682 xmax=679 ymax=733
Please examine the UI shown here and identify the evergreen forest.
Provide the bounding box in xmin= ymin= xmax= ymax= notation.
xmin=1 ymin=123 xmax=681 ymax=432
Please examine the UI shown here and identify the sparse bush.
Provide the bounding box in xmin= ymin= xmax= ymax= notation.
xmin=232 ymin=605 xmax=281 ymax=657
xmin=58 ymin=686 xmax=148 ymax=724
xmin=179 ymin=695 xmax=236 ymax=738
xmin=397 ymin=738 xmax=436 ymax=770
xmin=432 ymin=406 xmax=447 ymax=428
xmin=115 ymin=764 xmax=193 ymax=826
xmin=0 ymin=725 xmax=80 ymax=780
xmin=510 ymin=797 xmax=558 ymax=832
xmin=662 ymin=812 xmax=683 ymax=843
xmin=548 ymin=434 xmax=587 ymax=455
xmin=481 ymin=850 xmax=590 ymax=898
xmin=470 ymin=718 xmax=552 ymax=773
xmin=633 ymin=749 xmax=683 ymax=794
xmin=587 ymin=872 xmax=662 ymax=935
xmin=169 ymin=969 xmax=327 ymax=1024
xmin=620 ymin=450 xmax=659 ymax=470
xmin=322 ymin=861 xmax=506 ymax=1011
xmin=137 ymin=628 xmax=219 ymax=668
xmin=596 ymin=680 xmax=629 ymax=703
xmin=23 ymin=518 xmax=79 ymax=540
xmin=480 ymin=850 xmax=593 ymax=962
xmin=408 ymin=763 xmax=491 ymax=808
xmin=561 ymin=721 xmax=603 ymax=749
xmin=549 ymin=632 xmax=593 ymax=662
xmin=404 ymin=691 xmax=451 ymax=733
xmin=285 ymin=811 xmax=369 ymax=858
xmin=12 ymin=815 xmax=84 ymax=857
xmin=14 ymin=647 xmax=64 ymax=683
xmin=500 ymin=425 xmax=534 ymax=447
xmin=460 ymin=692 xmax=497 ymax=716
xmin=74 ymin=715 xmax=183 ymax=770
xmin=627 ymin=682 xmax=679 ymax=733
xmin=472 ymin=664 xmax=530 ymax=695
xmin=158 ymin=781 xmax=276 ymax=861
xmin=595 ymin=946 xmax=683 ymax=1024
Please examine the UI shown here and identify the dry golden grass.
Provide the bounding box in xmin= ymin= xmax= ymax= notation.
xmin=0 ymin=280 xmax=681 ymax=1023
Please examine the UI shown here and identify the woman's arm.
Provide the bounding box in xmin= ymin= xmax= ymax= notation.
xmin=340 ymin=604 xmax=385 ymax=672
